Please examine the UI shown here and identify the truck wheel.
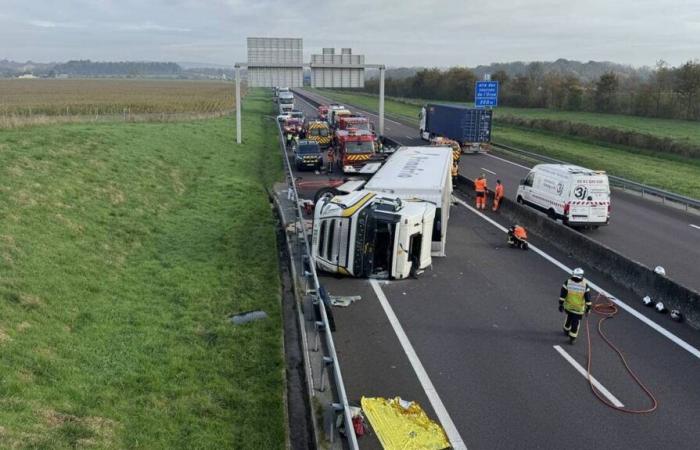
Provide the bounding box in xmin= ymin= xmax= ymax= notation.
xmin=547 ymin=209 xmax=557 ymax=220
xmin=516 ymin=195 xmax=524 ymax=204
xmin=314 ymin=187 xmax=340 ymax=204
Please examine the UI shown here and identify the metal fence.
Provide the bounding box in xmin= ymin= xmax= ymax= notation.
xmin=493 ymin=142 xmax=700 ymax=212
xmin=274 ymin=119 xmax=359 ymax=449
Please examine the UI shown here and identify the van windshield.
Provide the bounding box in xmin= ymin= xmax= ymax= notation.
xmin=310 ymin=128 xmax=329 ymax=137
xmin=345 ymin=141 xmax=374 ymax=154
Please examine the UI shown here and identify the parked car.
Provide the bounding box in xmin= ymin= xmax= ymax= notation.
xmin=294 ymin=140 xmax=323 ymax=171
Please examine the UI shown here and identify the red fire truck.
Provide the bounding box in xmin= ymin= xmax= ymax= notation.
xmin=334 ymin=128 xmax=379 ymax=174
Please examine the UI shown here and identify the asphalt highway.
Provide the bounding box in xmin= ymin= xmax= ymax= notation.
xmin=294 ymin=89 xmax=700 ymax=292
xmin=288 ymin=92 xmax=700 ymax=449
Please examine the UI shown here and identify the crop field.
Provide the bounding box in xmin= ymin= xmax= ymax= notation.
xmin=315 ymin=89 xmax=700 ymax=197
xmin=0 ymin=89 xmax=285 ymax=448
xmin=0 ymin=79 xmax=235 ymax=127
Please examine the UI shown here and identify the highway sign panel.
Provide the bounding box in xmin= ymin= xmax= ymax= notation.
xmin=475 ymin=81 xmax=499 ymax=108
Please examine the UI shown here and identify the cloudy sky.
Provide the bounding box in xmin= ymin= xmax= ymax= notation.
xmin=1 ymin=0 xmax=698 ymax=67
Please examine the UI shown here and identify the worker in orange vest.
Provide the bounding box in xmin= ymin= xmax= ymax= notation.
xmin=507 ymin=224 xmax=529 ymax=250
xmin=492 ymin=179 xmax=504 ymax=212
xmin=474 ymin=174 xmax=487 ymax=210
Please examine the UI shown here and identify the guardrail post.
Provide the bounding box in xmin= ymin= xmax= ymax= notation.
xmin=319 ymin=356 xmax=334 ymax=392
xmin=313 ymin=321 xmax=325 ymax=352
xmin=329 ymin=403 xmax=344 ymax=444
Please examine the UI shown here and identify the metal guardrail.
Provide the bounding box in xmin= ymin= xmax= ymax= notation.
xmin=274 ymin=119 xmax=359 ymax=449
xmin=492 ymin=142 xmax=700 ymax=212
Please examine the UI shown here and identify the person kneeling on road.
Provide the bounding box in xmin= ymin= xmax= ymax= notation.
xmin=507 ymin=224 xmax=528 ymax=250
xmin=559 ymin=268 xmax=592 ymax=344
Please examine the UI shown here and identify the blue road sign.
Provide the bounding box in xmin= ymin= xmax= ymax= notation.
xmin=475 ymin=81 xmax=499 ymax=108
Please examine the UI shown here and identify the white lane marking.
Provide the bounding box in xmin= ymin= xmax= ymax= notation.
xmin=553 ymin=346 xmax=624 ymax=407
xmin=480 ymin=167 xmax=496 ymax=175
xmin=690 ymin=224 xmax=700 ymax=230
xmin=453 ymin=197 xmax=700 ymax=360
xmin=405 ymin=135 xmax=415 ymax=139
xmin=485 ymin=153 xmax=530 ymax=170
xmin=369 ymin=279 xmax=467 ymax=450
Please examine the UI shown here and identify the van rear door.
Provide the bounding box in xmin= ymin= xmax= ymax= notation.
xmin=568 ymin=176 xmax=610 ymax=224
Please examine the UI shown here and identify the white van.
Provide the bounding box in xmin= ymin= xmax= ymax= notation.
xmin=516 ymin=164 xmax=610 ymax=227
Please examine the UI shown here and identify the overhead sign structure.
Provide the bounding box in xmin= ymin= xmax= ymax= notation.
xmin=310 ymin=48 xmax=365 ymax=88
xmin=475 ymin=80 xmax=499 ymax=108
xmin=247 ymin=37 xmax=303 ymax=87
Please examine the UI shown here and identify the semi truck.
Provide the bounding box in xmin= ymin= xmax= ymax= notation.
xmin=419 ymin=104 xmax=492 ymax=153
xmin=278 ymin=91 xmax=294 ymax=113
xmin=312 ymin=190 xmax=435 ymax=279
xmin=311 ymin=145 xmax=453 ymax=279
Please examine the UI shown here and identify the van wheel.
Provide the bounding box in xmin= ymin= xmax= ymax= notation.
xmin=547 ymin=209 xmax=557 ymax=220
xmin=516 ymin=196 xmax=524 ymax=204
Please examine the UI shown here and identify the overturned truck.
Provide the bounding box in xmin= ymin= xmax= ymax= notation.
xmin=311 ymin=146 xmax=453 ymax=279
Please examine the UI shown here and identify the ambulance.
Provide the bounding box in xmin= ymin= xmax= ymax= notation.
xmin=516 ymin=164 xmax=611 ymax=227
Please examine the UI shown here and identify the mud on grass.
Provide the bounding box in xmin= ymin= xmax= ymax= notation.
xmin=0 ymin=89 xmax=285 ymax=448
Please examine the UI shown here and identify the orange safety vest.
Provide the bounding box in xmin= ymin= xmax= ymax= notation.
xmin=475 ymin=178 xmax=487 ymax=193
xmin=514 ymin=226 xmax=527 ymax=239
xmin=495 ymin=184 xmax=504 ymax=199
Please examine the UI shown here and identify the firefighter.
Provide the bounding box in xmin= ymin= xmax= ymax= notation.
xmin=326 ymin=147 xmax=335 ymax=173
xmin=492 ymin=179 xmax=504 ymax=212
xmin=451 ymin=161 xmax=459 ymax=188
xmin=474 ymin=174 xmax=487 ymax=210
xmin=559 ymin=268 xmax=592 ymax=344
xmin=507 ymin=224 xmax=528 ymax=249
xmin=285 ymin=131 xmax=294 ymax=149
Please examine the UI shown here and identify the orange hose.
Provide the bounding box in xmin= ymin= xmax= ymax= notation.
xmin=585 ymin=293 xmax=658 ymax=414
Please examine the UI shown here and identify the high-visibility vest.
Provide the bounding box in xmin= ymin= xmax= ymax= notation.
xmin=564 ymin=278 xmax=587 ymax=314
xmin=495 ymin=184 xmax=504 ymax=199
xmin=475 ymin=178 xmax=487 ymax=192
xmin=514 ymin=226 xmax=527 ymax=239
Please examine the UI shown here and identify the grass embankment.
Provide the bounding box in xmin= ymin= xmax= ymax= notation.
xmin=0 ymin=89 xmax=285 ymax=448
xmin=314 ymin=89 xmax=700 ymax=198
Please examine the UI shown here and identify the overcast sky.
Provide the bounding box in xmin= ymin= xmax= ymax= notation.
xmin=1 ymin=0 xmax=698 ymax=67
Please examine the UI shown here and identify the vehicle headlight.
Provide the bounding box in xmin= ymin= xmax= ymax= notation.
xmin=343 ymin=166 xmax=354 ymax=172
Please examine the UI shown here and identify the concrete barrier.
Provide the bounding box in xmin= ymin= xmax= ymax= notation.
xmin=455 ymin=175 xmax=700 ymax=329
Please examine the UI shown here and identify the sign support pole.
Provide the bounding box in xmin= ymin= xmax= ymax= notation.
xmin=235 ymin=65 xmax=242 ymax=144
xmin=378 ymin=66 xmax=385 ymax=137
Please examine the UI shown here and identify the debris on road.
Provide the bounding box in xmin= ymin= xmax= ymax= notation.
xmin=329 ymin=295 xmax=361 ymax=307
xmin=361 ymin=396 xmax=450 ymax=450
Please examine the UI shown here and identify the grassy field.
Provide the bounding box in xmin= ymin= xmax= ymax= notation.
xmin=314 ymin=89 xmax=700 ymax=198
xmin=0 ymin=89 xmax=285 ymax=448
xmin=0 ymin=79 xmax=236 ymax=128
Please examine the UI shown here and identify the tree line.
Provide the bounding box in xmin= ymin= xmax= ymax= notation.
xmin=51 ymin=60 xmax=183 ymax=77
xmin=363 ymin=60 xmax=700 ymax=120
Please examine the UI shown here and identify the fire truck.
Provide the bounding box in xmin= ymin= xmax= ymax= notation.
xmin=334 ymin=128 xmax=380 ymax=174
xmin=337 ymin=115 xmax=373 ymax=134
xmin=283 ymin=118 xmax=304 ymax=136
xmin=317 ymin=105 xmax=329 ymax=121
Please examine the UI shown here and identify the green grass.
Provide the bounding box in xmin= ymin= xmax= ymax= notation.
xmin=313 ymin=89 xmax=700 ymax=198
xmin=0 ymin=89 xmax=285 ymax=448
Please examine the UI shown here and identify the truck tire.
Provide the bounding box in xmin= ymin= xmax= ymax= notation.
xmin=314 ymin=187 xmax=340 ymax=204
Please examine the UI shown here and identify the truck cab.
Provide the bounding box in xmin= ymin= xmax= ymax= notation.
xmin=335 ymin=129 xmax=379 ymax=174
xmin=283 ymin=118 xmax=304 ymax=136
xmin=278 ymin=92 xmax=294 ymax=113
xmin=312 ymin=190 xmax=435 ymax=279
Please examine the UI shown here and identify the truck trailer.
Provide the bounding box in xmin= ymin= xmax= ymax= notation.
xmin=364 ymin=146 xmax=453 ymax=256
xmin=419 ymin=104 xmax=492 ymax=152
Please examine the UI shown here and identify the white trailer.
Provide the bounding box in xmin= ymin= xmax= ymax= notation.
xmin=364 ymin=146 xmax=453 ymax=256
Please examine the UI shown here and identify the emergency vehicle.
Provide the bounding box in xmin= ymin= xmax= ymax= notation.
xmin=430 ymin=136 xmax=462 ymax=164
xmin=305 ymin=121 xmax=332 ymax=148
xmin=516 ymin=164 xmax=611 ymax=227
xmin=318 ymin=105 xmax=329 ymax=121
xmin=282 ymin=118 xmax=304 ymax=136
xmin=335 ymin=129 xmax=379 ymax=174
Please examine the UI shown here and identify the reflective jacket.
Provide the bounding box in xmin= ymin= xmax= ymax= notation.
xmin=560 ymin=278 xmax=591 ymax=314
xmin=475 ymin=178 xmax=487 ymax=192
xmin=495 ymin=184 xmax=504 ymax=199
xmin=514 ymin=225 xmax=527 ymax=239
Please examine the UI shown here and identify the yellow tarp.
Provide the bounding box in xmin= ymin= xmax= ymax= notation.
xmin=361 ymin=396 xmax=451 ymax=450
